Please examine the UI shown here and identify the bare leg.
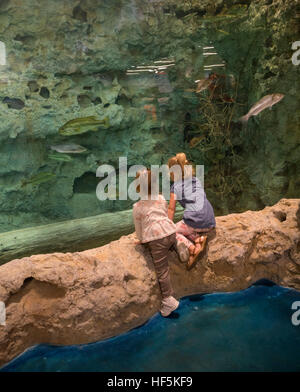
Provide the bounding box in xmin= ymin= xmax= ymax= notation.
xmin=187 ymin=236 xmax=207 ymax=270
xmin=192 ymin=236 xmax=205 ymax=254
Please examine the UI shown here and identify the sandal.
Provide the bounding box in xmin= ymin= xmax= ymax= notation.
xmin=176 ymin=241 xmax=190 ymax=263
xmin=187 ymin=236 xmax=207 ymax=270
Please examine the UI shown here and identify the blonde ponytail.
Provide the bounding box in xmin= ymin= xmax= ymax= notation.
xmin=168 ymin=152 xmax=194 ymax=180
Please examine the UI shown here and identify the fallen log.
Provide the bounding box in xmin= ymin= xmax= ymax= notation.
xmin=0 ymin=207 xmax=184 ymax=265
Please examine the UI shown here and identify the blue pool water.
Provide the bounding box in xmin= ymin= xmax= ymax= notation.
xmin=1 ymin=281 xmax=300 ymax=372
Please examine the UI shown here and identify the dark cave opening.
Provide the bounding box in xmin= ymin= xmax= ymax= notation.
xmin=72 ymin=5 xmax=87 ymax=22
xmin=73 ymin=172 xmax=99 ymax=194
xmin=39 ymin=87 xmax=50 ymax=99
xmin=77 ymin=94 xmax=92 ymax=108
xmin=93 ymin=97 xmax=102 ymax=105
xmin=273 ymin=210 xmax=287 ymax=222
xmin=3 ymin=97 xmax=25 ymax=109
xmin=27 ymin=81 xmax=39 ymax=92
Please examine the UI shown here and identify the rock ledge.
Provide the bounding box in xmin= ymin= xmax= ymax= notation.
xmin=0 ymin=198 xmax=299 ymax=366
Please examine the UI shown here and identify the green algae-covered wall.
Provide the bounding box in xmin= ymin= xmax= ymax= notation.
xmin=0 ymin=0 xmax=299 ymax=233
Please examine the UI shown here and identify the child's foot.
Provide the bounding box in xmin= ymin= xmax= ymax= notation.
xmin=187 ymin=236 xmax=207 ymax=270
xmin=160 ymin=296 xmax=179 ymax=317
xmin=194 ymin=236 xmax=204 ymax=252
xmin=175 ymin=241 xmax=189 ymax=263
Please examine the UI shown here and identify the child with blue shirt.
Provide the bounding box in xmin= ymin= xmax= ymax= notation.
xmin=168 ymin=153 xmax=216 ymax=269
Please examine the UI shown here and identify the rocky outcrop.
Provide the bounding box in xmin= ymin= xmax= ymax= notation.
xmin=0 ymin=198 xmax=299 ymax=366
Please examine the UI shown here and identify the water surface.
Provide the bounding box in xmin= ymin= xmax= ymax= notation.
xmin=1 ymin=282 xmax=300 ymax=372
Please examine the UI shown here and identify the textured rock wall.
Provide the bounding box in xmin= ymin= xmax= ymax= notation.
xmin=207 ymin=0 xmax=300 ymax=211
xmin=0 ymin=198 xmax=299 ymax=366
xmin=0 ymin=0 xmax=299 ymax=233
xmin=0 ymin=0 xmax=187 ymax=231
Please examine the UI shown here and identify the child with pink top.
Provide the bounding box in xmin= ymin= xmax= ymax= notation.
xmin=133 ymin=169 xmax=186 ymax=317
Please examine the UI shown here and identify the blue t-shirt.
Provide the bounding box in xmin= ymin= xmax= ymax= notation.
xmin=170 ymin=176 xmax=216 ymax=229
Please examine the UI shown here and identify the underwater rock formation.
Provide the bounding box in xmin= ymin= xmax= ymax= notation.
xmin=0 ymin=198 xmax=299 ymax=366
xmin=0 ymin=0 xmax=299 ymax=232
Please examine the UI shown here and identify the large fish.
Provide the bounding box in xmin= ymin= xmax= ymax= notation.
xmin=195 ymin=79 xmax=213 ymax=93
xmin=50 ymin=143 xmax=87 ymax=154
xmin=48 ymin=152 xmax=73 ymax=162
xmin=239 ymin=93 xmax=284 ymax=123
xmin=59 ymin=116 xmax=110 ymax=136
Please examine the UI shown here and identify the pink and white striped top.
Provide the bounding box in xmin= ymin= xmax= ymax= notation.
xmin=133 ymin=194 xmax=176 ymax=243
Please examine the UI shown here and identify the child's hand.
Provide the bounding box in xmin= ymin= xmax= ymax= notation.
xmin=134 ymin=239 xmax=142 ymax=245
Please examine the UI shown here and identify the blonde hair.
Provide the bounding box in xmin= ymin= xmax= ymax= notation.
xmin=136 ymin=169 xmax=156 ymax=196
xmin=168 ymin=152 xmax=194 ymax=181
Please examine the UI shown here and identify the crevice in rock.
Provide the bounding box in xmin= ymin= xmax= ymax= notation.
xmin=77 ymin=94 xmax=92 ymax=108
xmin=73 ymin=171 xmax=98 ymax=194
xmin=265 ymin=36 xmax=273 ymax=48
xmin=183 ymin=112 xmax=193 ymax=142
xmin=296 ymin=203 xmax=300 ymax=230
xmin=27 ymin=81 xmax=39 ymax=92
xmin=72 ymin=5 xmax=87 ymax=22
xmin=39 ymin=87 xmax=50 ymax=99
xmin=6 ymin=277 xmax=66 ymax=306
xmin=273 ymin=210 xmax=287 ymax=222
xmin=263 ymin=71 xmax=276 ymax=79
xmin=116 ymin=94 xmax=131 ymax=106
xmin=0 ymin=0 xmax=10 ymax=9
xmin=124 ymin=273 xmax=136 ymax=282
xmin=14 ymin=34 xmax=34 ymax=44
xmin=2 ymin=97 xmax=25 ymax=110
xmin=92 ymin=97 xmax=102 ymax=105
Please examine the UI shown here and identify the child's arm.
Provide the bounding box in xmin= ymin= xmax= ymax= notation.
xmin=168 ymin=192 xmax=176 ymax=221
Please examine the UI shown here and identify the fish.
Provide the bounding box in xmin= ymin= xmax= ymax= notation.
xmin=50 ymin=143 xmax=87 ymax=154
xmin=59 ymin=116 xmax=110 ymax=136
xmin=228 ymin=73 xmax=236 ymax=88
xmin=216 ymin=29 xmax=230 ymax=35
xmin=195 ymin=79 xmax=213 ymax=93
xmin=185 ymin=66 xmax=193 ymax=78
xmin=202 ymin=7 xmax=248 ymax=23
xmin=189 ymin=135 xmax=206 ymax=148
xmin=21 ymin=172 xmax=56 ymax=187
xmin=239 ymin=93 xmax=284 ymax=123
xmin=48 ymin=152 xmax=73 ymax=162
xmin=157 ymin=97 xmax=169 ymax=104
xmin=142 ymin=97 xmax=155 ymax=102
xmin=143 ymin=104 xmax=157 ymax=121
